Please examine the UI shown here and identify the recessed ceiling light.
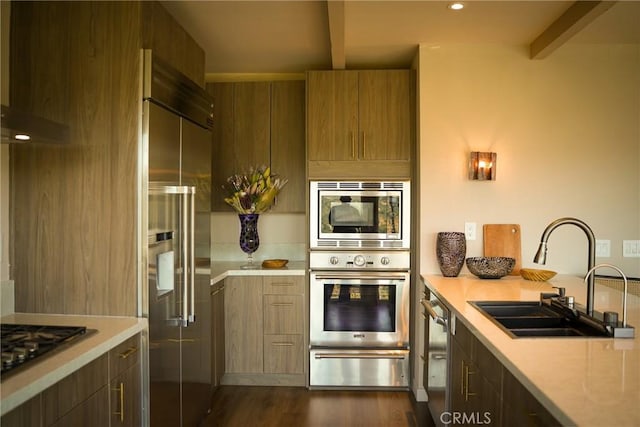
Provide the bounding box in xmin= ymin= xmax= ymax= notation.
xmin=448 ymin=2 xmax=465 ymax=10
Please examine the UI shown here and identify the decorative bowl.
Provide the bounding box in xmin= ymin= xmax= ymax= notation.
xmin=261 ymin=259 xmax=289 ymax=269
xmin=520 ymin=268 xmax=557 ymax=282
xmin=466 ymin=257 xmax=515 ymax=279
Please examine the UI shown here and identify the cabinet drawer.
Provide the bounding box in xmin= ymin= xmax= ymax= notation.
xmin=264 ymin=334 xmax=303 ymax=374
xmin=109 ymin=334 xmax=141 ymax=379
xmin=263 ymin=276 xmax=304 ymax=295
xmin=42 ymin=354 xmax=109 ymax=425
xmin=263 ymin=295 xmax=303 ymax=334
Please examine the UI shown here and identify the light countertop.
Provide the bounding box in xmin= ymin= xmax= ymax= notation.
xmin=0 ymin=313 xmax=147 ymax=416
xmin=209 ymin=260 xmax=306 ymax=285
xmin=423 ymin=274 xmax=640 ymax=427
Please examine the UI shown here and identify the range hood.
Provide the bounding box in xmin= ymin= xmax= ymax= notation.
xmin=1 ymin=104 xmax=70 ymax=144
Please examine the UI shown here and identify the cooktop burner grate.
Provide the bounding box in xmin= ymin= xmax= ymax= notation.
xmin=1 ymin=324 xmax=88 ymax=379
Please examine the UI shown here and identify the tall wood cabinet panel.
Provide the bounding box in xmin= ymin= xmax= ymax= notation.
xmin=9 ymin=1 xmax=205 ymax=316
xmin=224 ymin=276 xmax=264 ymax=374
xmin=210 ymin=280 xmax=226 ymax=388
xmin=270 ymin=81 xmax=306 ymax=213
xmin=307 ymin=70 xmax=413 ymax=179
xmin=209 ymin=82 xmax=271 ymax=211
xmin=208 ymin=80 xmax=305 ymax=212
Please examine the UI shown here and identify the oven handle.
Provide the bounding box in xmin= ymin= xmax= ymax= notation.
xmin=312 ymin=273 xmax=408 ymax=281
xmin=422 ymin=299 xmax=448 ymax=328
xmin=314 ymin=352 xmax=406 ymax=360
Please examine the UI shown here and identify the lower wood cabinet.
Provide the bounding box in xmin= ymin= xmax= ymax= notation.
xmin=109 ymin=334 xmax=142 ymax=427
xmin=450 ymin=321 xmax=560 ymax=427
xmin=210 ymin=280 xmax=226 ymax=388
xmin=1 ymin=333 xmax=141 ymax=427
xmin=223 ymin=275 xmax=305 ymax=385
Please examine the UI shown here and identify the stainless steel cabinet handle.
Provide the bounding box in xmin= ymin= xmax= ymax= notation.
xmin=314 ymin=352 xmax=405 ymax=360
xmin=314 ymin=273 xmax=407 ymax=281
xmin=421 ymin=299 xmax=448 ymax=328
xmin=270 ymin=302 xmax=294 ymax=307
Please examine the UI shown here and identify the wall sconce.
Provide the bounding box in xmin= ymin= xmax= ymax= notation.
xmin=468 ymin=152 xmax=497 ymax=181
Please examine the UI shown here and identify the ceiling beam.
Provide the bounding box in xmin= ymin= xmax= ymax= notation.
xmin=327 ymin=0 xmax=346 ymax=69
xmin=530 ymin=1 xmax=617 ymax=59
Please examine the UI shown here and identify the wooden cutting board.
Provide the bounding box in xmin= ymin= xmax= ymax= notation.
xmin=483 ymin=224 xmax=522 ymax=275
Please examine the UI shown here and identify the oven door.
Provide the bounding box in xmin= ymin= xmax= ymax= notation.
xmin=309 ymin=271 xmax=410 ymax=347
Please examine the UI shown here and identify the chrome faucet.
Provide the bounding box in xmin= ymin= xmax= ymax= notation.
xmin=533 ymin=217 xmax=596 ymax=316
xmin=584 ymin=264 xmax=630 ymax=327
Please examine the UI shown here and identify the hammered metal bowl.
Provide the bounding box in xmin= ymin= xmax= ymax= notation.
xmin=466 ymin=257 xmax=515 ymax=279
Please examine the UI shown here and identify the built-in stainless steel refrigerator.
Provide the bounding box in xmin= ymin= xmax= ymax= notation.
xmin=140 ymin=50 xmax=213 ymax=426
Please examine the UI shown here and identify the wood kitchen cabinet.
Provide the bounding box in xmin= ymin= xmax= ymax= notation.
xmin=307 ymin=70 xmax=414 ymax=179
xmin=450 ymin=321 xmax=502 ymax=425
xmin=224 ymin=276 xmax=264 ymax=374
xmin=210 ymin=280 xmax=226 ymax=388
xmin=109 ymin=334 xmax=142 ymax=427
xmin=208 ymin=80 xmax=305 ymax=213
xmin=1 ymin=335 xmax=142 ymax=427
xmin=223 ymin=275 xmax=306 ymax=385
xmin=502 ymin=369 xmax=562 ymax=427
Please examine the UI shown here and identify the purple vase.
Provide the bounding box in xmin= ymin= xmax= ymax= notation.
xmin=436 ymin=232 xmax=466 ymax=277
xmin=238 ymin=214 xmax=259 ymax=267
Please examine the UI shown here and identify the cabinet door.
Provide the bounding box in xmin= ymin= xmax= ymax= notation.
xmin=1 ymin=395 xmax=41 ymax=427
xmin=209 ymin=82 xmax=270 ymax=211
xmin=264 ymin=334 xmax=304 ymax=374
xmin=307 ymin=70 xmax=359 ymax=161
xmin=263 ymin=294 xmax=304 ymax=334
xmin=358 ymin=70 xmax=412 ymax=161
xmin=50 ymin=386 xmax=110 ymax=427
xmin=110 ymin=363 xmax=141 ymax=427
xmin=42 ymin=354 xmax=109 ymax=425
xmin=224 ymin=276 xmax=264 ymax=373
xmin=270 ymin=80 xmax=305 ymax=213
xmin=211 ymin=281 xmax=226 ymax=387
xmin=209 ymin=82 xmax=234 ymax=211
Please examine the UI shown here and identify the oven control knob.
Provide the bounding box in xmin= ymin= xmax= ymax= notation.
xmin=329 ymin=256 xmax=339 ymax=265
xmin=353 ymin=254 xmax=366 ymax=267
xmin=380 ymin=256 xmax=391 ymax=266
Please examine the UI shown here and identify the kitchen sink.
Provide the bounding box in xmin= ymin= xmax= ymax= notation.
xmin=469 ymin=301 xmax=610 ymax=338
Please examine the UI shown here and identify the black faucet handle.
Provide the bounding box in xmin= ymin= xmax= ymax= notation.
xmin=552 ymin=286 xmax=566 ymax=297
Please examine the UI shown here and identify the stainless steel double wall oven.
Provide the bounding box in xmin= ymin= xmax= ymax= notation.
xmin=309 ymin=181 xmax=411 ymax=388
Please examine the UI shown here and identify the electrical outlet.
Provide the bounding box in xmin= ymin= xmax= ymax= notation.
xmin=464 ymin=222 xmax=476 ymax=241
xmin=595 ymin=239 xmax=610 ymax=257
xmin=623 ymin=240 xmax=640 ymax=257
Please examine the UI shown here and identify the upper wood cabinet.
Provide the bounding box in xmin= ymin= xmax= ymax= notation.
xmin=307 ymin=70 xmax=414 ymax=179
xmin=208 ymin=80 xmax=305 ymax=213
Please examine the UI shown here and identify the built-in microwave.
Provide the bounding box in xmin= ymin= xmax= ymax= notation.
xmin=309 ymin=181 xmax=410 ymax=250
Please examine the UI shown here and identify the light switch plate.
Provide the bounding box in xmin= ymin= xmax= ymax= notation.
xmin=595 ymin=239 xmax=610 ymax=257
xmin=623 ymin=240 xmax=640 ymax=257
xmin=464 ymin=222 xmax=476 ymax=241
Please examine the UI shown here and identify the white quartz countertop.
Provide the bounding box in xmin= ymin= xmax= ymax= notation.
xmin=0 ymin=313 xmax=147 ymax=416
xmin=209 ymin=260 xmax=306 ymax=285
xmin=423 ymin=274 xmax=640 ymax=427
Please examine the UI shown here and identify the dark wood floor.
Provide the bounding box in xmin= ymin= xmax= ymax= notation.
xmin=200 ymin=386 xmax=435 ymax=427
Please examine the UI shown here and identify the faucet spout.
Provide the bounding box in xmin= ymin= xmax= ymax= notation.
xmin=533 ymin=217 xmax=596 ymax=316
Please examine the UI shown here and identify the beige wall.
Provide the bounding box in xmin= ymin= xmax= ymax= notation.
xmin=418 ymin=43 xmax=640 ymax=278
xmin=210 ymin=212 xmax=306 ymax=261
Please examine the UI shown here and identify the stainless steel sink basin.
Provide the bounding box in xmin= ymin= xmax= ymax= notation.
xmin=470 ymin=301 xmax=610 ymax=338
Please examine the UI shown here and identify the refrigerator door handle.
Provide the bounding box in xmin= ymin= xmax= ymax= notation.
xmin=181 ymin=186 xmax=196 ymax=326
xmin=187 ymin=186 xmax=196 ymax=324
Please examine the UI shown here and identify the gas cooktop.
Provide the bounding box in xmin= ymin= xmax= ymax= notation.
xmin=1 ymin=323 xmax=88 ymax=379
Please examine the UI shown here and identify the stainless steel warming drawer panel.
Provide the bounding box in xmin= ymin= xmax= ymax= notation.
xmin=309 ymin=348 xmax=409 ymax=388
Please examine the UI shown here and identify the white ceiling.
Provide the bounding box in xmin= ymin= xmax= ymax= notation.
xmin=160 ymin=1 xmax=640 ymax=75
